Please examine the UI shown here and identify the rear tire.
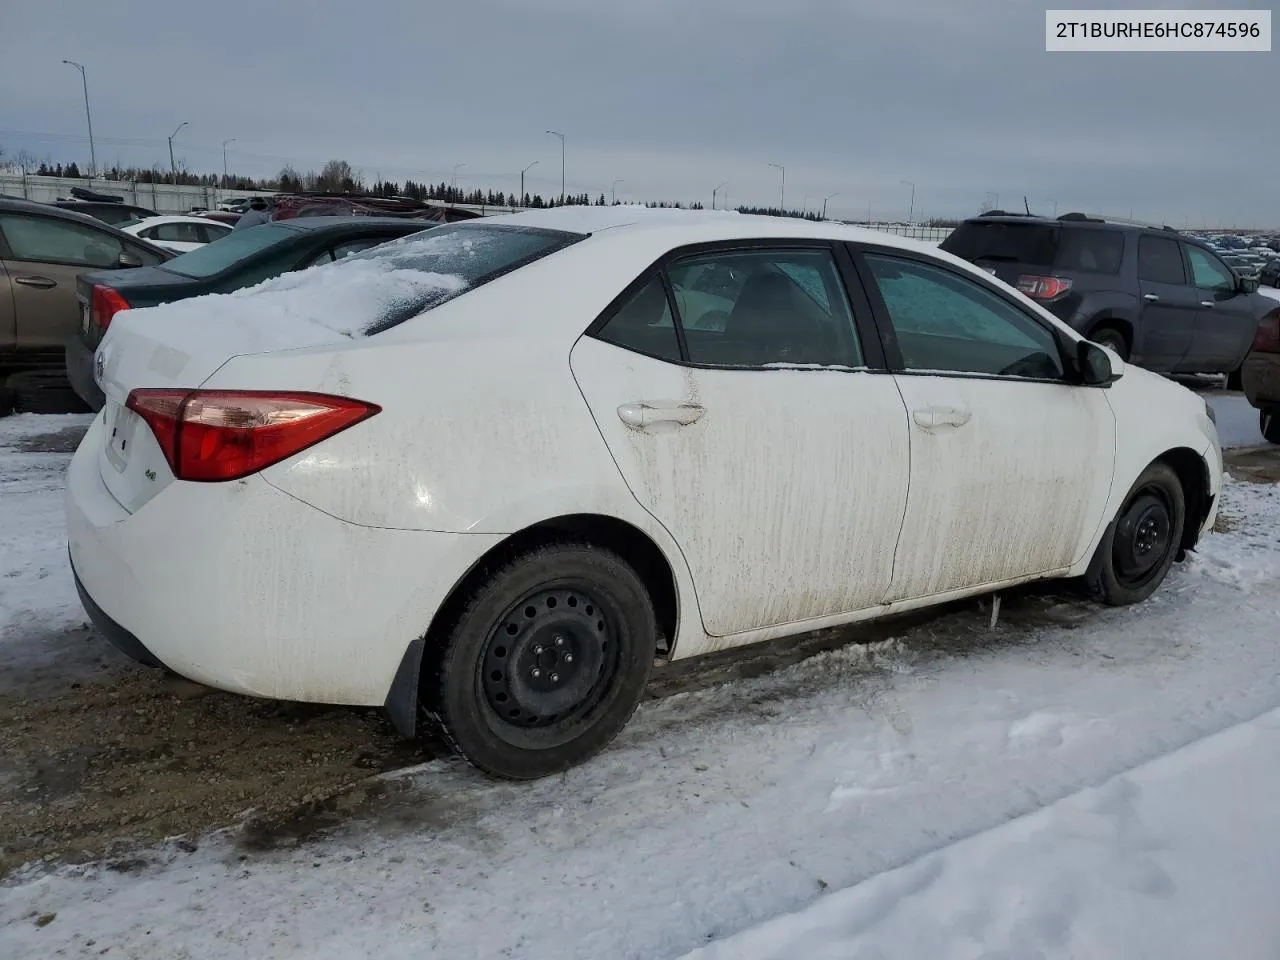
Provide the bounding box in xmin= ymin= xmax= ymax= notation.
xmin=424 ymin=543 xmax=656 ymax=780
xmin=1262 ymin=408 xmax=1280 ymax=445
xmin=1089 ymin=325 xmax=1129 ymax=361
xmin=1084 ymin=462 xmax=1186 ymax=606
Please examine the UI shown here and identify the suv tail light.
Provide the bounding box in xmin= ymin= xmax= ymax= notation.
xmin=1016 ymin=275 xmax=1074 ymax=301
xmin=1252 ymin=311 xmax=1280 ymax=354
xmin=91 ymin=284 xmax=131 ymax=333
xmin=125 ymin=389 xmax=381 ymax=482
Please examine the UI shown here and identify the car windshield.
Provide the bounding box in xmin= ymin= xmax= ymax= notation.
xmin=340 ymin=223 xmax=584 ymax=333
xmin=162 ymin=223 xmax=297 ymax=278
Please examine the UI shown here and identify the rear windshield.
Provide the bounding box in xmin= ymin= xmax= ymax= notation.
xmin=941 ymin=221 xmax=1124 ymax=274
xmin=342 ymin=223 xmax=584 ymax=333
xmin=164 ymin=223 xmax=296 ymax=278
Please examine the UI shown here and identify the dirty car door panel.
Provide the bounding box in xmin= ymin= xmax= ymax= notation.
xmin=856 ymin=248 xmax=1116 ymax=602
xmin=572 ymin=246 xmax=911 ymax=637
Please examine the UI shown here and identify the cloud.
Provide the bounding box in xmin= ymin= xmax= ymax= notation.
xmin=0 ymin=0 xmax=1274 ymax=225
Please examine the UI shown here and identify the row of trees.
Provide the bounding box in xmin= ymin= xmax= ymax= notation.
xmin=1 ymin=147 xmax=923 ymax=220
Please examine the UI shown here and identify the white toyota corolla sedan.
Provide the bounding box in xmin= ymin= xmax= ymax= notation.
xmin=66 ymin=207 xmax=1223 ymax=779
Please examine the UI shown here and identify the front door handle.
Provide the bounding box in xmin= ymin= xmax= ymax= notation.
xmin=1143 ymin=293 xmax=1160 ymax=302
xmin=14 ymin=276 xmax=56 ymax=289
xmin=913 ymin=406 xmax=972 ymax=429
xmin=617 ymin=402 xmax=705 ymax=429
xmin=1200 ymin=301 xmax=1214 ymax=307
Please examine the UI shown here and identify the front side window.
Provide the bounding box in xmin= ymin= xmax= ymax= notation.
xmin=0 ymin=214 xmax=125 ymax=268
xmin=1186 ymin=246 xmax=1236 ymax=292
xmin=666 ymin=248 xmax=862 ymax=367
xmin=1137 ymin=236 xmax=1186 ymax=285
xmin=864 ymin=253 xmax=1064 ymax=380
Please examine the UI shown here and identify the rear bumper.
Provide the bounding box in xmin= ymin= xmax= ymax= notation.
xmin=65 ymin=338 xmax=106 ymax=411
xmin=1241 ymin=351 xmax=1280 ymax=409
xmin=65 ymin=416 xmax=502 ymax=707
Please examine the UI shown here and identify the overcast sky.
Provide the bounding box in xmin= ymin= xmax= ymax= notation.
xmin=1 ymin=0 xmax=1275 ymax=225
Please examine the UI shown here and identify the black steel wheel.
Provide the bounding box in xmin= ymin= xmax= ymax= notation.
xmin=1084 ymin=462 xmax=1186 ymax=606
xmin=426 ymin=543 xmax=656 ymax=779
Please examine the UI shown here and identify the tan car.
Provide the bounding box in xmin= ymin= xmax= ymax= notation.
xmin=0 ymin=197 xmax=171 ymax=375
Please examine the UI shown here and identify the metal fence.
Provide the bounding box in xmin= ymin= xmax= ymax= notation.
xmin=840 ymin=222 xmax=952 ymax=243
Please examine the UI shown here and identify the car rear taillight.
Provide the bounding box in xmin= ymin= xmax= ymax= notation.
xmin=1016 ymin=275 xmax=1073 ymax=301
xmin=125 ymin=389 xmax=380 ymax=482
xmin=91 ymin=284 xmax=131 ymax=332
xmin=1252 ymin=312 xmax=1280 ymax=354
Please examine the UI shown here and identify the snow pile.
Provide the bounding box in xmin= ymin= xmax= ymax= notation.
xmin=1258 ymin=285 xmax=1279 ymax=303
xmin=683 ymin=707 xmax=1280 ymax=960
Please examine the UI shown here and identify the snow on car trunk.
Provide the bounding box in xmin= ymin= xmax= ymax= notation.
xmin=90 ymin=252 xmax=465 ymax=514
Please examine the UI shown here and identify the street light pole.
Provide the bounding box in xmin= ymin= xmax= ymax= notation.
xmin=1048 ymin=198 xmax=1058 ymax=217
xmin=520 ymin=160 xmax=538 ymax=207
xmin=822 ymin=192 xmax=839 ymax=220
xmin=61 ymin=60 xmax=95 ymax=177
xmin=901 ymin=180 xmax=916 ymax=222
xmin=712 ymin=181 xmax=727 ymax=210
xmin=222 ymin=138 xmax=236 ymax=184
xmin=168 ymin=121 xmax=188 ymax=186
xmin=546 ymin=130 xmax=565 ymax=204
xmin=611 ymin=179 xmax=624 ymax=205
xmin=768 ymin=162 xmax=785 ymax=212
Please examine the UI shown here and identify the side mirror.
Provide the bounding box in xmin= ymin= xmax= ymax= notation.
xmin=1240 ymin=276 xmax=1260 ymax=294
xmin=1078 ymin=340 xmax=1120 ymax=386
xmin=118 ymin=250 xmax=143 ymax=268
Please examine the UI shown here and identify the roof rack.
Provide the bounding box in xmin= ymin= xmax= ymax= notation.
xmin=979 ymin=209 xmax=1040 ymax=218
xmin=1058 ymin=212 xmax=1178 ymax=232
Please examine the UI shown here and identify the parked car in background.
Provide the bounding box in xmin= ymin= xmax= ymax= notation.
xmin=118 ymin=215 xmax=234 ymax=253
xmin=66 ymin=216 xmax=436 ymax=409
xmin=1259 ymin=258 xmax=1280 ymax=288
xmin=268 ymin=192 xmax=484 ymax=223
xmin=1242 ymin=289 xmax=1280 ymax=443
xmin=66 ymin=207 xmax=1222 ymax=780
xmin=194 ymin=210 xmax=242 ymax=227
xmin=52 ymin=199 xmax=160 ymax=226
xmin=0 ymin=197 xmax=172 ymax=409
xmin=940 ymin=212 xmax=1271 ymax=387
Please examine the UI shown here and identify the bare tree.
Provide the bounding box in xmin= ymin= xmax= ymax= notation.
xmin=315 ymin=159 xmax=358 ymax=192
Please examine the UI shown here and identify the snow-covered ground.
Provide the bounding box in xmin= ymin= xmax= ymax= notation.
xmin=1207 ymin=393 xmax=1266 ymax=448
xmin=1 ymin=413 xmax=1279 ymax=959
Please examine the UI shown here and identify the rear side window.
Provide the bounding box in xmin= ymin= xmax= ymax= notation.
xmin=595 ymin=276 xmax=682 ymax=362
xmin=1054 ymin=229 xmax=1124 ymax=273
xmin=1137 ymin=236 xmax=1186 ymax=284
xmin=940 ymin=221 xmax=1060 ymax=266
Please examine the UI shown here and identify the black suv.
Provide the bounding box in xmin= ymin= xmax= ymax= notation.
xmin=940 ymin=212 xmax=1270 ymax=383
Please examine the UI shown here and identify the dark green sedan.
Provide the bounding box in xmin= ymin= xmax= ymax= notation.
xmin=66 ymin=216 xmax=437 ymax=409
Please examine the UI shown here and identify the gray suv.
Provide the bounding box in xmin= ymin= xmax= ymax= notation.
xmin=941 ymin=212 xmax=1268 ymax=385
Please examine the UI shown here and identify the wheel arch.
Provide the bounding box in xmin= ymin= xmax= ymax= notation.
xmin=1155 ymin=446 xmax=1212 ymax=558
xmin=383 ymin=513 xmax=681 ymax=738
xmin=1084 ymin=314 xmax=1135 ymax=355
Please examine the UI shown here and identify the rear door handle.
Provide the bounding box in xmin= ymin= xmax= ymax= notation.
xmin=912 ymin=406 xmax=971 ymax=429
xmin=1200 ymin=301 xmax=1214 ymax=307
xmin=14 ymin=276 xmax=56 ymax=289
xmin=1143 ymin=293 xmax=1160 ymax=302
xmin=617 ymin=402 xmax=705 ymax=429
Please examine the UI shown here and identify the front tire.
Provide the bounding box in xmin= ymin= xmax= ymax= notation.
xmin=426 ymin=543 xmax=656 ymax=779
xmin=1262 ymin=408 xmax=1280 ymax=445
xmin=1085 ymin=462 xmax=1186 ymax=606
